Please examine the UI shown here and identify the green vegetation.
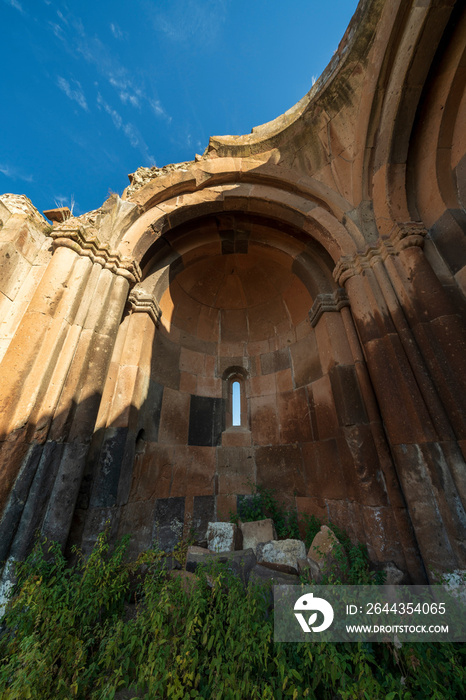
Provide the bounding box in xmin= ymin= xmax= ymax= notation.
xmin=1 ymin=531 xmax=465 ymax=699
xmin=232 ymin=482 xmax=303 ymax=541
xmin=232 ymin=483 xmax=385 ymax=585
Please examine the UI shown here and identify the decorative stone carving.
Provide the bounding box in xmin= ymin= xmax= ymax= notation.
xmin=50 ymin=223 xmax=141 ymax=284
xmin=333 ymin=222 xmax=427 ymax=286
xmin=308 ymin=288 xmax=350 ymax=327
xmin=127 ymin=287 xmax=161 ymax=326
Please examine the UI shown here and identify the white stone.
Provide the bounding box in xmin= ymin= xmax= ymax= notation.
xmin=206 ymin=521 xmax=241 ymax=553
xmin=256 ymin=539 xmax=306 ymax=574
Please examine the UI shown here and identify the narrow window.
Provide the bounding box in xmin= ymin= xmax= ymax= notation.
xmin=232 ymin=381 xmax=241 ymax=426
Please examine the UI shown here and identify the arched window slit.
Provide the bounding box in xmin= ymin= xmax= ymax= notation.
xmin=232 ymin=381 xmax=241 ymax=426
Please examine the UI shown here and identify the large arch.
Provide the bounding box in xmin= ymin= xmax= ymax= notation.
xmin=68 ymin=188 xmax=426 ymax=579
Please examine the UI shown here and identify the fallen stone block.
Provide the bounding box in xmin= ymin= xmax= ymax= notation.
xmin=256 ymin=539 xmax=306 ymax=575
xmin=370 ymin=560 xmax=408 ymax=585
xmin=307 ymin=525 xmax=339 ymax=562
xmin=169 ymin=569 xmax=200 ymax=594
xmin=185 ymin=545 xmax=211 ymax=572
xmin=126 ymin=556 xmax=182 ymax=601
xmin=206 ymin=521 xmax=242 ymax=552
xmin=249 ymin=564 xmax=300 ymax=587
xmin=210 ymin=548 xmax=257 ymax=585
xmin=307 ymin=525 xmax=348 ymax=579
xmin=240 ymin=518 xmax=277 ymax=552
xmin=297 ymin=557 xmax=322 ymax=583
xmin=186 ymin=546 xmax=257 ymax=585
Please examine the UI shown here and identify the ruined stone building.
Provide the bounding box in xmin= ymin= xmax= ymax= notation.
xmin=1 ymin=0 xmax=465 ymax=584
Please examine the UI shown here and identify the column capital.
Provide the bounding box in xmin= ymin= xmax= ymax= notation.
xmin=127 ymin=286 xmax=161 ymax=326
xmin=308 ymin=288 xmax=350 ymax=327
xmin=333 ymin=222 xmax=427 ymax=286
xmin=50 ymin=223 xmax=141 ymax=284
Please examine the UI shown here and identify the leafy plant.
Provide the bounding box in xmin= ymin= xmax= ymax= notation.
xmin=230 ymin=482 xmax=384 ymax=585
xmin=1 ymin=531 xmax=465 ymax=699
xmin=233 ymin=480 xmax=301 ymax=539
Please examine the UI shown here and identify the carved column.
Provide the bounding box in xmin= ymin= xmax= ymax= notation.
xmin=309 ymin=289 xmax=425 ymax=582
xmin=0 ymin=222 xmax=140 ymax=568
xmin=335 ymin=224 xmax=466 ymax=578
xmin=77 ymin=287 xmax=161 ymax=556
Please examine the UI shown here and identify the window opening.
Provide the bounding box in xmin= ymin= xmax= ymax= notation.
xmin=232 ymin=381 xmax=241 ymax=426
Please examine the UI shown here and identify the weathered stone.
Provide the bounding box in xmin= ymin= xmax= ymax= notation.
xmin=240 ymin=518 xmax=277 ymax=552
xmin=188 ymin=396 xmax=225 ymax=447
xmin=370 ymin=561 xmax=408 ymax=585
xmin=210 ymin=548 xmax=257 ymax=584
xmin=43 ymin=207 xmax=71 ymax=224
xmin=169 ymin=569 xmax=199 ymax=594
xmin=297 ymin=557 xmax=322 ymax=583
xmin=192 ymin=495 xmax=215 ymax=546
xmin=185 ymin=545 xmax=211 ymax=572
xmin=307 ymin=525 xmax=348 ymax=578
xmin=249 ymin=564 xmax=300 ymax=587
xmin=206 ymin=521 xmax=242 ymax=552
xmin=307 ymin=525 xmax=338 ymax=562
xmin=256 ymin=539 xmax=306 ymax=575
xmin=126 ymin=557 xmax=181 ymax=600
xmin=153 ymin=497 xmax=185 ymax=553
xmin=186 ymin=545 xmax=256 ymax=584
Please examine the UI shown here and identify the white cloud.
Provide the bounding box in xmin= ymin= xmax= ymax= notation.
xmin=48 ymin=8 xmax=171 ymax=123
xmin=108 ymin=76 xmax=142 ymax=108
xmin=150 ymin=99 xmax=172 ymax=123
xmin=0 ymin=163 xmax=33 ymax=182
xmin=97 ymin=93 xmax=122 ymax=129
xmin=152 ymin=0 xmax=229 ymax=45
xmin=3 ymin=0 xmax=25 ymax=14
xmin=120 ymin=92 xmax=140 ymax=108
xmin=57 ymin=76 xmax=89 ymax=111
xmin=110 ymin=22 xmax=124 ymax=39
xmin=96 ymin=94 xmax=154 ymax=164
xmin=56 ymin=10 xmax=68 ymax=24
xmin=49 ymin=22 xmax=65 ymax=40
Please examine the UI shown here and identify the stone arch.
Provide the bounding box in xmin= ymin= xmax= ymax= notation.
xmin=406 ymin=3 xmax=466 ymax=298
xmin=74 ymin=180 xmax=422 ymax=579
xmin=369 ymin=0 xmax=461 ymax=238
xmin=118 ymin=180 xmax=363 ymax=266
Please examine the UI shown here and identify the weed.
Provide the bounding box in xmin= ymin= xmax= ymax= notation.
xmin=1 ymin=531 xmax=465 ymax=699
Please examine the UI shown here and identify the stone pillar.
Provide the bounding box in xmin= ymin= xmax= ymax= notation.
xmin=386 ymin=238 xmax=466 ymax=449
xmin=0 ymin=222 xmax=140 ymax=568
xmin=309 ymin=289 xmax=425 ymax=582
xmin=77 ymin=287 xmax=161 ymax=557
xmin=335 ymin=225 xmax=466 ymax=579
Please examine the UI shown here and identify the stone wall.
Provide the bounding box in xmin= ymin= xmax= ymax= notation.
xmin=0 ymin=194 xmax=52 ymax=364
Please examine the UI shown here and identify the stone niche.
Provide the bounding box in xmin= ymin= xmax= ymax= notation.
xmin=75 ymin=212 xmax=404 ymax=570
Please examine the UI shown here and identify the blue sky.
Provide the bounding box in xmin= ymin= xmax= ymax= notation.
xmin=1 ymin=0 xmax=358 ymax=217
